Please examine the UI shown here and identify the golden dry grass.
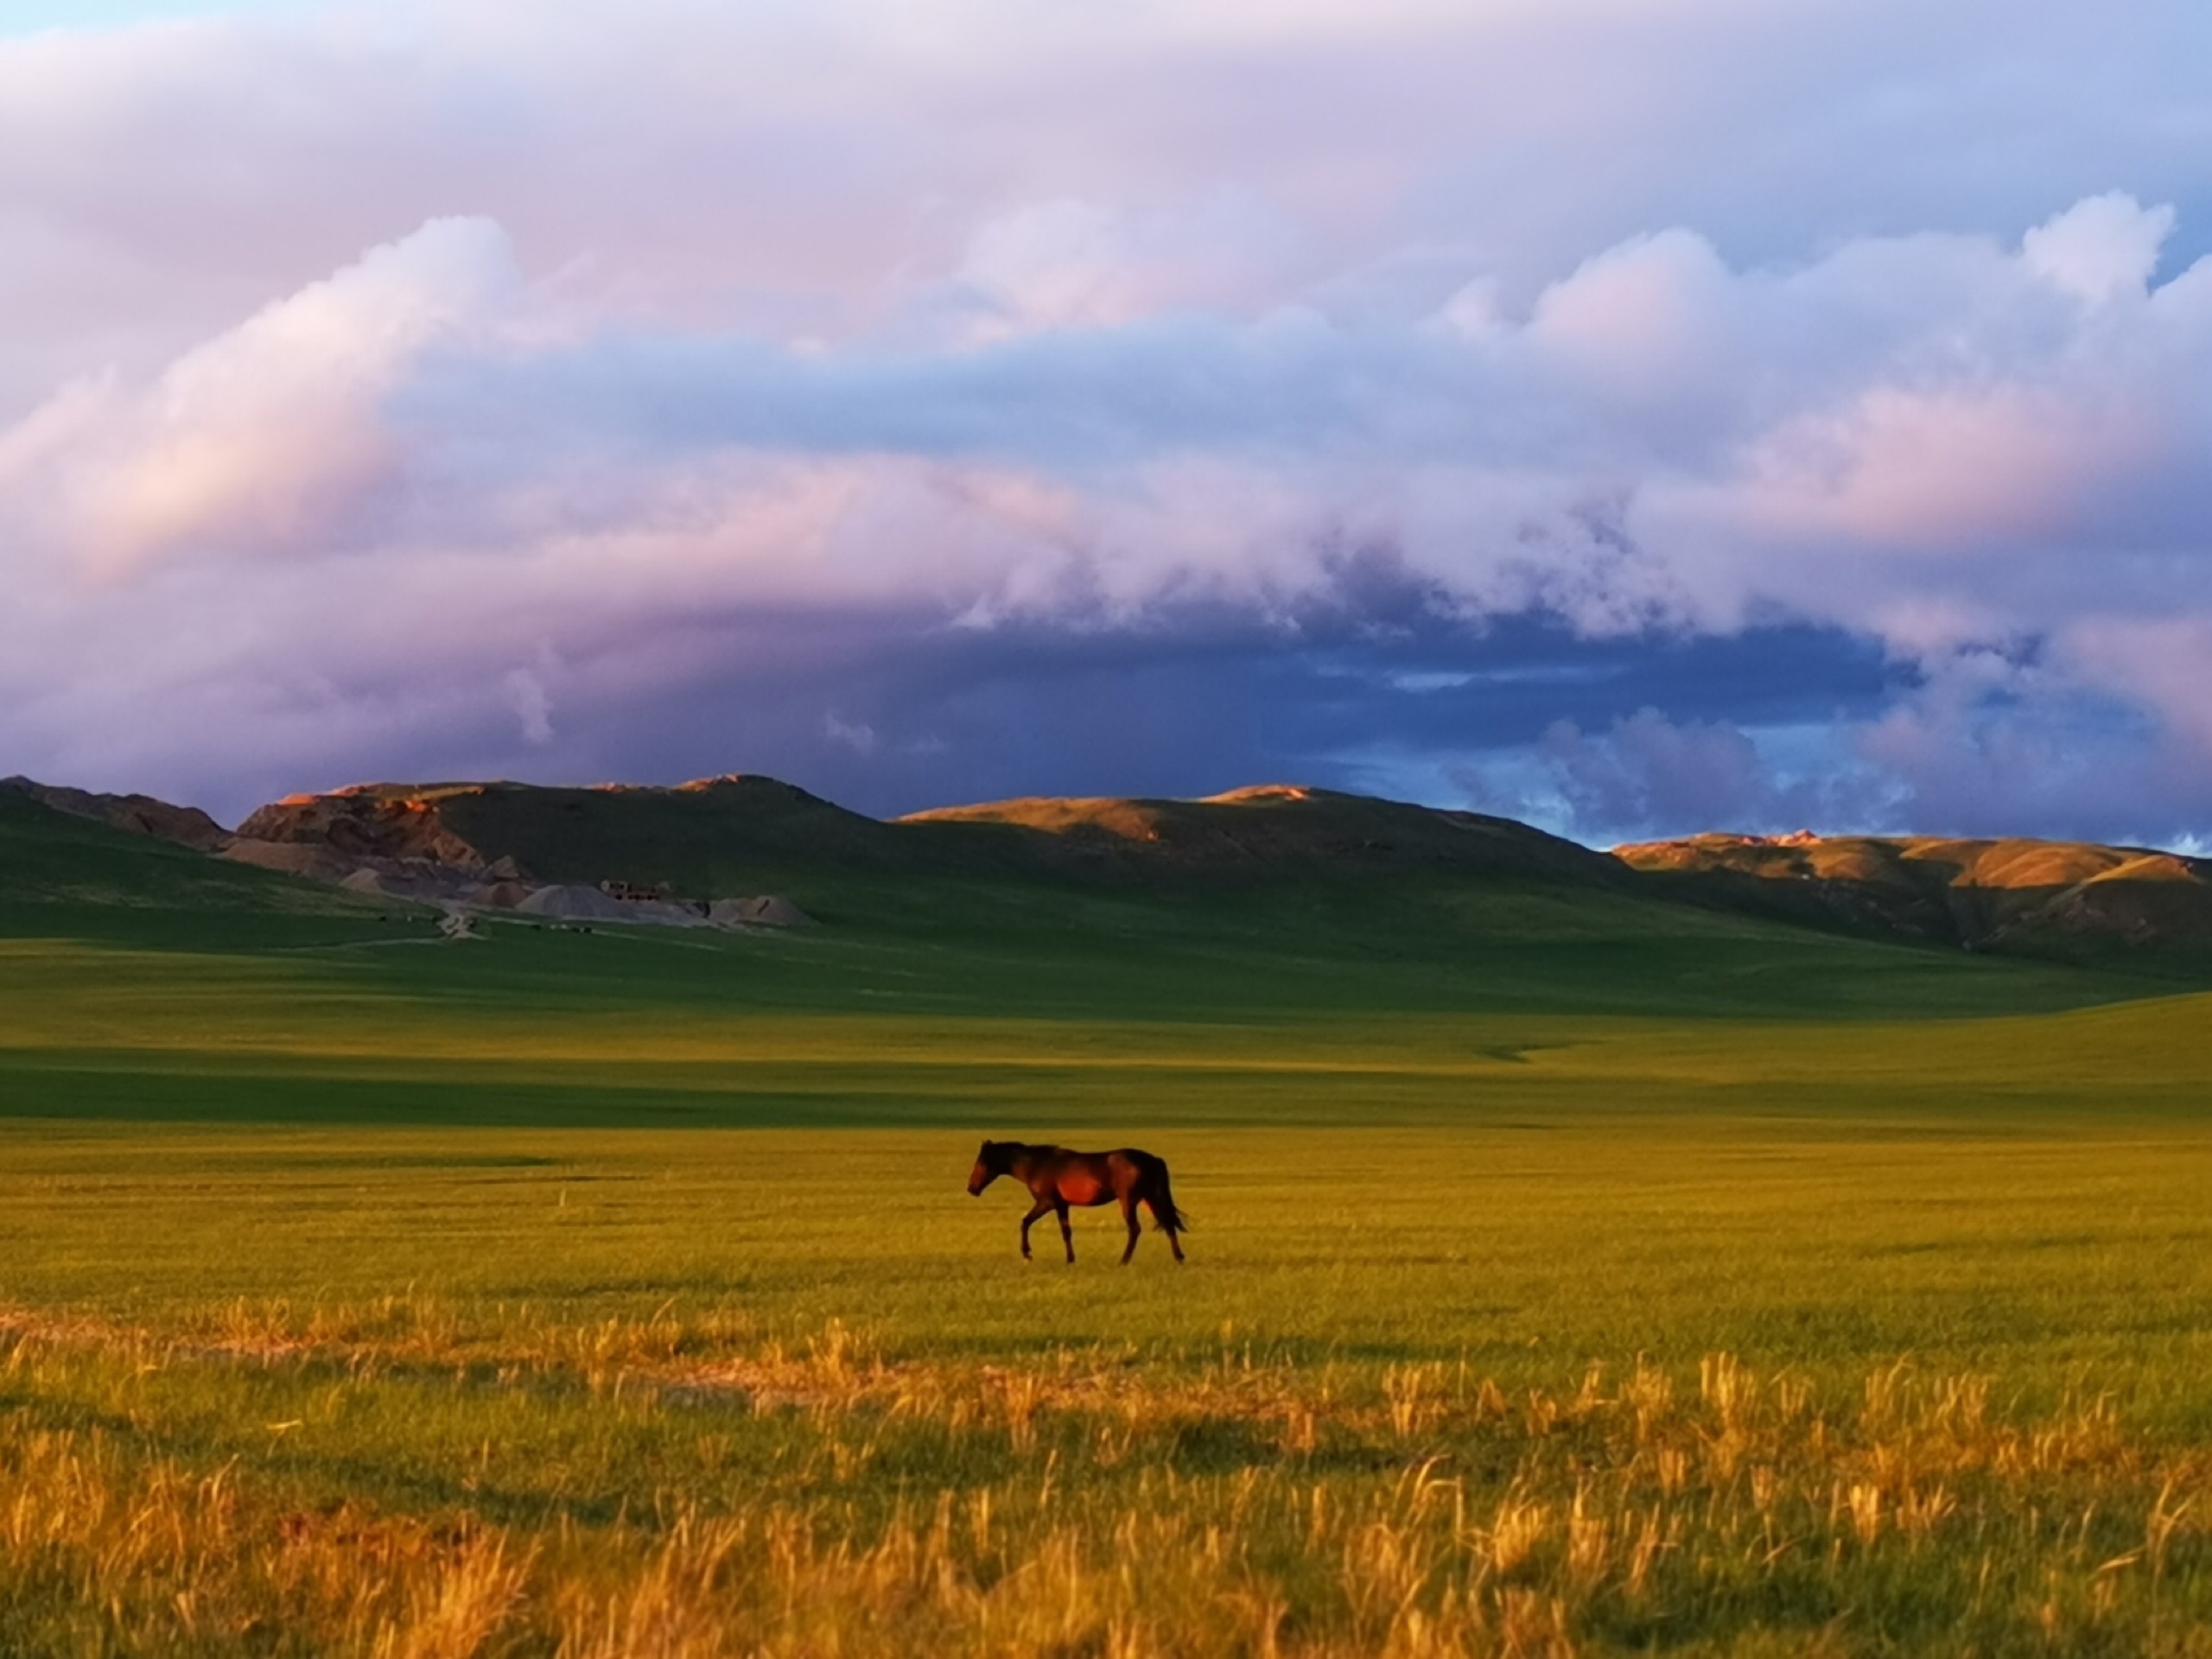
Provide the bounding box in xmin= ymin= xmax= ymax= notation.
xmin=4 ymin=1294 xmax=2212 ymax=1656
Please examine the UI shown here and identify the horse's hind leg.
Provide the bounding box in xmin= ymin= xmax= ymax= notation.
xmin=1056 ymin=1199 xmax=1075 ymax=1264
xmin=1018 ymin=1198 xmax=1052 ymax=1262
xmin=1118 ymin=1191 xmax=1141 ymax=1264
xmin=1144 ymin=1191 xmax=1185 ymax=1263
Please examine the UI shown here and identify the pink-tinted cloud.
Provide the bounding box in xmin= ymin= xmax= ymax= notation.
xmin=1 ymin=2 xmax=2209 ymax=842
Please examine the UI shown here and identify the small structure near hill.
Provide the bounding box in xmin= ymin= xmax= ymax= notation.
xmin=599 ymin=879 xmax=668 ymax=903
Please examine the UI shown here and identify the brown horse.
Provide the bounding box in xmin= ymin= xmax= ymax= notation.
xmin=967 ymin=1140 xmax=1188 ymax=1264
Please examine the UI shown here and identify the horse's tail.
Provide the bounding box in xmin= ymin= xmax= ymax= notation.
xmin=1147 ymin=1159 xmax=1191 ymax=1234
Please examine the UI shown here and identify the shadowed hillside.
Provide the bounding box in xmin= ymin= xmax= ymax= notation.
xmin=8 ymin=772 xmax=2188 ymax=1026
xmin=1618 ymin=830 xmax=2212 ymax=963
xmin=900 ymin=784 xmax=1623 ymax=885
xmin=0 ymin=785 xmax=372 ymax=950
xmin=227 ymin=777 xmax=1624 ymax=893
xmin=1 ymin=777 xmax=228 ymax=852
xmin=11 ymin=769 xmax=2212 ymax=1004
xmin=231 ymin=776 xmax=918 ymax=887
xmin=226 ymin=777 xmax=2212 ymax=968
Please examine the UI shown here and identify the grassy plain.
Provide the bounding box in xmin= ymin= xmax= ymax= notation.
xmin=3 ymin=798 xmax=2212 ymax=1653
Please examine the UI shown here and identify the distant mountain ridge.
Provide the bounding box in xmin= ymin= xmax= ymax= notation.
xmin=7 ymin=772 xmax=2211 ymax=962
xmin=1617 ymin=830 xmax=2212 ymax=955
xmin=898 ymin=784 xmax=1623 ymax=885
xmin=216 ymin=775 xmax=1627 ymax=908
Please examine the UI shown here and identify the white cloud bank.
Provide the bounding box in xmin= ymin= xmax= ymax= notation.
xmin=1 ymin=0 xmax=2209 ymax=841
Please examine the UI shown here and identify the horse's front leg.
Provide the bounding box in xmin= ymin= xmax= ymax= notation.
xmin=1055 ymin=1199 xmax=1075 ymax=1264
xmin=1117 ymin=1192 xmax=1141 ymax=1265
xmin=1018 ymin=1198 xmax=1052 ymax=1262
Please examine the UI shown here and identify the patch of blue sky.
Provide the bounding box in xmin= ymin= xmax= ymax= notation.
xmin=1304 ymin=661 xmax=1627 ymax=696
xmin=1319 ymin=715 xmax=1893 ymax=847
xmin=2 ymin=1 xmax=323 ymax=36
xmin=1742 ymin=719 xmax=1869 ymax=782
xmin=1381 ymin=665 xmax=1623 ymax=695
xmin=1325 ymin=740 xmax=1580 ymax=838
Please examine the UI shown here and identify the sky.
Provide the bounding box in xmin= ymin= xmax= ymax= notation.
xmin=3 ymin=1 xmax=2211 ymax=847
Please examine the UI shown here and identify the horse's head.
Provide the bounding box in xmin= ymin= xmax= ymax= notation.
xmin=968 ymin=1139 xmax=1007 ymax=1196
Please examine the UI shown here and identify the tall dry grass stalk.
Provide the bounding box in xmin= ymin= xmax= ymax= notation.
xmin=0 ymin=1306 xmax=2208 ymax=1654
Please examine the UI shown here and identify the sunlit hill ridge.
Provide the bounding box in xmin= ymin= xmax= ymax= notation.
xmin=6 ymin=772 xmax=2212 ymax=969
xmin=1618 ymin=829 xmax=2212 ymax=957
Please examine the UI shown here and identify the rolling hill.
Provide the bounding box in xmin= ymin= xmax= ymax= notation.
xmin=10 ymin=768 xmax=2212 ymax=1007
xmin=4 ymin=770 xmax=2210 ymax=1139
xmin=899 ymin=783 xmax=1622 ymax=885
xmin=1618 ymin=830 xmax=2212 ymax=963
xmin=209 ymin=775 xmax=2212 ymax=966
xmin=219 ymin=776 xmax=1624 ymax=892
xmin=1 ymin=775 xmax=228 ymax=852
xmin=230 ymin=775 xmax=923 ymax=888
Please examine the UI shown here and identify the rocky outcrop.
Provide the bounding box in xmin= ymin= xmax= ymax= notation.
xmin=217 ymin=779 xmax=827 ymax=929
xmin=231 ymin=785 xmax=496 ymax=872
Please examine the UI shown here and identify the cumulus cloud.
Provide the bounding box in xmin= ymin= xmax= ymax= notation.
xmin=503 ymin=664 xmax=555 ymax=746
xmin=2 ymin=0 xmax=2210 ymax=844
xmin=1535 ymin=710 xmax=1846 ymax=843
xmin=2023 ymin=194 xmax=2177 ymax=307
xmin=5 ymin=217 xmax=518 ymax=576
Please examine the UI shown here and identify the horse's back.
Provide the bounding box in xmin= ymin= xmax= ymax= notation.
xmin=1105 ymin=1147 xmax=1170 ymax=1193
xmin=1018 ymin=1144 xmax=1168 ymax=1205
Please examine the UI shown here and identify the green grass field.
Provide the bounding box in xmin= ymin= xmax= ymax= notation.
xmin=4 ymin=797 xmax=2212 ymax=1654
